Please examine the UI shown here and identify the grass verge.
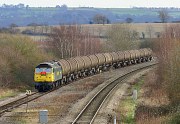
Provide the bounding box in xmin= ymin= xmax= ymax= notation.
xmin=116 ymin=75 xmax=145 ymax=124
xmin=0 ymin=89 xmax=20 ymax=99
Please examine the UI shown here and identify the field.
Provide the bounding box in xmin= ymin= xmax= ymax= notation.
xmin=81 ymin=23 xmax=173 ymax=38
xmin=17 ymin=23 xmax=180 ymax=42
xmin=1 ymin=7 xmax=180 ymax=27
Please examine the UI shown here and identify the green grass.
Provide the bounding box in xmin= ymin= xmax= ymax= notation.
xmin=167 ymin=114 xmax=180 ymax=124
xmin=0 ymin=90 xmax=19 ymax=99
xmin=118 ymin=97 xmax=136 ymax=124
xmin=132 ymin=75 xmax=145 ymax=92
xmin=117 ymin=76 xmax=145 ymax=123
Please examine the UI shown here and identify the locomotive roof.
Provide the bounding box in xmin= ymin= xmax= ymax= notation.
xmin=36 ymin=61 xmax=60 ymax=68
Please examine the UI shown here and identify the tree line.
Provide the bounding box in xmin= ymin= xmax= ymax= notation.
xmin=46 ymin=25 xmax=101 ymax=58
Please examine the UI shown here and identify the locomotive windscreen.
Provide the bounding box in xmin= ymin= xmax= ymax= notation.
xmin=36 ymin=64 xmax=52 ymax=68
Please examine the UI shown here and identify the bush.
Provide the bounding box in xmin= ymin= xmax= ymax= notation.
xmin=0 ymin=33 xmax=52 ymax=89
xmin=105 ymin=24 xmax=139 ymax=52
xmin=139 ymin=39 xmax=154 ymax=50
xmin=154 ymin=25 xmax=180 ymax=105
xmin=168 ymin=114 xmax=180 ymax=124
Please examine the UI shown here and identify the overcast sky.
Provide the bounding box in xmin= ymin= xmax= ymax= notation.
xmin=0 ymin=0 xmax=180 ymax=8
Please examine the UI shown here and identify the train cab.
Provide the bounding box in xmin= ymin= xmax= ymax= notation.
xmin=34 ymin=61 xmax=62 ymax=91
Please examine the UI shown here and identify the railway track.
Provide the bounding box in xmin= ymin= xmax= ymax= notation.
xmin=72 ymin=62 xmax=157 ymax=124
xmin=0 ymin=92 xmax=43 ymax=117
xmin=0 ymin=66 xmax=115 ymax=117
xmin=0 ymin=86 xmax=62 ymax=117
xmin=0 ymin=61 xmax=157 ymax=119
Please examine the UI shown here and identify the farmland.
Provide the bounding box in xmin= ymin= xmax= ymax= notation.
xmin=1 ymin=6 xmax=180 ymax=27
xmin=16 ymin=23 xmax=180 ymax=42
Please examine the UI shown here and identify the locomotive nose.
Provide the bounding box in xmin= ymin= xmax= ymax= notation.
xmin=40 ymin=72 xmax=46 ymax=75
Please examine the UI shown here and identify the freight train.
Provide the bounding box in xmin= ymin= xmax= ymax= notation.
xmin=34 ymin=48 xmax=152 ymax=92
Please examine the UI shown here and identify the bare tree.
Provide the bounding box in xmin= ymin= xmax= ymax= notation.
xmin=158 ymin=9 xmax=169 ymax=23
xmin=154 ymin=24 xmax=180 ymax=104
xmin=27 ymin=23 xmax=39 ymax=33
xmin=125 ymin=17 xmax=133 ymax=23
xmin=105 ymin=24 xmax=139 ymax=52
xmin=9 ymin=23 xmax=19 ymax=34
xmin=48 ymin=25 xmax=101 ymax=59
xmin=146 ymin=25 xmax=154 ymax=38
xmin=93 ymin=14 xmax=108 ymax=25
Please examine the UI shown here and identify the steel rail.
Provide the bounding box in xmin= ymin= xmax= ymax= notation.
xmin=72 ymin=62 xmax=157 ymax=124
xmin=0 ymin=61 xmax=157 ymax=118
xmin=0 ymin=86 xmax=62 ymax=117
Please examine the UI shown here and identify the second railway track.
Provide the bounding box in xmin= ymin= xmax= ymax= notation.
xmin=0 ymin=60 xmax=157 ymax=122
xmin=0 ymin=85 xmax=64 ymax=117
xmin=0 ymin=92 xmax=43 ymax=117
xmin=72 ymin=62 xmax=157 ymax=124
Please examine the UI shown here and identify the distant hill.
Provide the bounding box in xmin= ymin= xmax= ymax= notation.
xmin=0 ymin=6 xmax=180 ymax=27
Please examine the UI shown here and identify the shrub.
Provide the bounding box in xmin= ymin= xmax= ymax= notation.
xmin=153 ymin=25 xmax=180 ymax=105
xmin=0 ymin=33 xmax=52 ymax=89
xmin=106 ymin=24 xmax=139 ymax=52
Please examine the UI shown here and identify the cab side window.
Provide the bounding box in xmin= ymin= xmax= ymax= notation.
xmin=59 ymin=66 xmax=62 ymax=71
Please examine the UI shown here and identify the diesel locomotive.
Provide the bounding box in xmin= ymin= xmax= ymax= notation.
xmin=34 ymin=48 xmax=152 ymax=92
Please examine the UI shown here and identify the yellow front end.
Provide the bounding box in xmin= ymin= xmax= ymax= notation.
xmin=34 ymin=73 xmax=54 ymax=83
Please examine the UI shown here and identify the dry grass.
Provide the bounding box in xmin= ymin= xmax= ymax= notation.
xmin=136 ymin=116 xmax=168 ymax=124
xmin=139 ymin=70 xmax=170 ymax=106
xmin=18 ymin=23 xmax=180 ymax=39
xmin=0 ymin=89 xmax=19 ymax=99
xmin=135 ymin=69 xmax=172 ymax=124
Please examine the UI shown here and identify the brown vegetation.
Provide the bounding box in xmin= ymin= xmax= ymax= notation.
xmin=105 ymin=24 xmax=139 ymax=52
xmin=135 ymin=70 xmax=170 ymax=123
xmin=136 ymin=24 xmax=180 ymax=123
xmin=154 ymin=25 xmax=180 ymax=105
xmin=47 ymin=25 xmax=102 ymax=58
xmin=93 ymin=14 xmax=110 ymax=25
xmin=0 ymin=34 xmax=52 ymax=90
xmin=158 ymin=9 xmax=169 ymax=23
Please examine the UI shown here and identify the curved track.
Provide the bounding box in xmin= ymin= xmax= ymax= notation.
xmin=72 ymin=62 xmax=157 ymax=124
xmin=0 ymin=61 xmax=157 ymax=119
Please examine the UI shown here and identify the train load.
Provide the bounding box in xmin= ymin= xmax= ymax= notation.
xmin=34 ymin=48 xmax=152 ymax=92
